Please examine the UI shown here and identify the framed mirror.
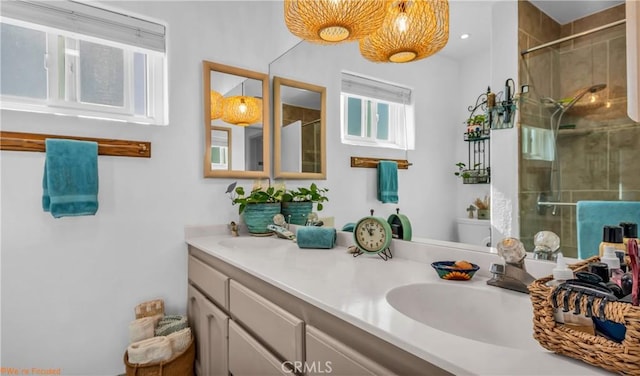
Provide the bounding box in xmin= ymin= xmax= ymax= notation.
xmin=203 ymin=60 xmax=270 ymax=178
xmin=273 ymin=76 xmax=326 ymax=179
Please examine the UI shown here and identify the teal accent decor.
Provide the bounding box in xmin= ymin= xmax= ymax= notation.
xmin=242 ymin=203 xmax=281 ymax=235
xmin=281 ymin=201 xmax=313 ymax=225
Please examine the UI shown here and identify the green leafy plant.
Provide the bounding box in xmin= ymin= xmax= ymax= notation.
xmin=454 ymin=162 xmax=481 ymax=179
xmin=281 ymin=183 xmax=329 ymax=211
xmin=227 ymin=182 xmax=284 ymax=214
xmin=466 ymin=114 xmax=486 ymax=126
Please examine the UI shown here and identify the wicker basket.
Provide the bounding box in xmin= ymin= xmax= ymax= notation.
xmin=124 ymin=337 xmax=195 ymax=376
xmin=529 ymin=256 xmax=640 ymax=374
xmin=135 ymin=299 xmax=165 ymax=319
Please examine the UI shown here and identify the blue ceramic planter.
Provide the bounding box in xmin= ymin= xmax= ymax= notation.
xmin=281 ymin=202 xmax=313 ymax=226
xmin=242 ymin=203 xmax=281 ymax=235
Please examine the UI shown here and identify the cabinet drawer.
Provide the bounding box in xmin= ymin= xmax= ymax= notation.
xmin=188 ymin=256 xmax=229 ymax=309
xmin=229 ymin=280 xmax=304 ymax=363
xmin=229 ymin=320 xmax=289 ymax=376
xmin=306 ymin=325 xmax=395 ymax=376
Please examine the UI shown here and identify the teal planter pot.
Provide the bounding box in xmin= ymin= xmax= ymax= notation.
xmin=242 ymin=203 xmax=281 ymax=235
xmin=281 ymin=202 xmax=313 ymax=225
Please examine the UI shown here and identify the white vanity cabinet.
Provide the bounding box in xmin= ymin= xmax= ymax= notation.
xmin=187 ymin=244 xmax=451 ymax=376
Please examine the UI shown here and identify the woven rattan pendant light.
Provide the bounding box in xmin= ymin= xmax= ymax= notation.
xmin=222 ymin=96 xmax=262 ymax=127
xmin=210 ymin=90 xmax=223 ymax=120
xmin=284 ymin=0 xmax=389 ymax=43
xmin=360 ymin=0 xmax=449 ymax=63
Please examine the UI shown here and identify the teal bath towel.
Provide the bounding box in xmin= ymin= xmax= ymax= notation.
xmin=377 ymin=160 xmax=398 ymax=204
xmin=576 ymin=201 xmax=640 ymax=258
xmin=296 ymin=227 xmax=337 ymax=249
xmin=42 ymin=139 xmax=99 ymax=218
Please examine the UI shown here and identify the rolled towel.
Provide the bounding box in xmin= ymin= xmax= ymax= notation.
xmin=129 ymin=317 xmax=155 ymax=344
xmin=155 ymin=315 xmax=188 ymax=337
xmin=296 ymin=227 xmax=337 ymax=249
xmin=167 ymin=327 xmax=192 ymax=354
xmin=127 ymin=336 xmax=172 ymax=365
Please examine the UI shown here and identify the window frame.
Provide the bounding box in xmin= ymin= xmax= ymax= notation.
xmin=340 ymin=73 xmax=414 ymax=150
xmin=0 ymin=11 xmax=167 ymax=125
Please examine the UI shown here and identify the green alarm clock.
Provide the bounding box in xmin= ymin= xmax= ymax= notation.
xmin=354 ymin=210 xmax=393 ymax=254
xmin=388 ymin=209 xmax=412 ymax=241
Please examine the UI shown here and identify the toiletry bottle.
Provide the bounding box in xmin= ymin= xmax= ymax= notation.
xmin=620 ymin=222 xmax=638 ymax=249
xmin=599 ymin=225 xmax=625 ymax=257
xmin=602 ymin=246 xmax=624 ymax=287
xmin=546 ymin=253 xmax=574 ymax=287
xmin=615 ymin=251 xmax=628 ymax=273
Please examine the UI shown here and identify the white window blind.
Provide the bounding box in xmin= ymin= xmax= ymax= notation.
xmin=341 ymin=72 xmax=411 ymax=104
xmin=1 ymin=0 xmax=166 ymax=52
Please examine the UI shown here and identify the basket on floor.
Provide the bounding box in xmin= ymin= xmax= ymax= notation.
xmin=529 ymin=256 xmax=640 ymax=374
xmin=124 ymin=337 xmax=194 ymax=376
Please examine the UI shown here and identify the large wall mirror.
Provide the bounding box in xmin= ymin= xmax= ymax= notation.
xmin=273 ymin=76 xmax=326 ymax=179
xmin=203 ymin=60 xmax=270 ymax=178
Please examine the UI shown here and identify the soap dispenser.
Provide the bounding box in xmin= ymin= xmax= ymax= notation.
xmin=546 ymin=253 xmax=574 ymax=287
xmin=602 ymin=246 xmax=624 ymax=286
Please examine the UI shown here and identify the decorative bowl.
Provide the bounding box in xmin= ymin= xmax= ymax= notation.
xmin=430 ymin=261 xmax=480 ymax=281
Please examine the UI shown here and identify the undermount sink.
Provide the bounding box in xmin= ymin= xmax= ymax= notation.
xmin=217 ymin=236 xmax=289 ymax=250
xmin=386 ymin=283 xmax=544 ymax=351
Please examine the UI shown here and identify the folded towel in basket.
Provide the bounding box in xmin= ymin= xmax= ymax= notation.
xmin=127 ymin=336 xmax=172 ymax=365
xmin=129 ymin=317 xmax=155 ymax=344
xmin=155 ymin=315 xmax=188 ymax=337
xmin=296 ymin=227 xmax=337 ymax=249
xmin=42 ymin=138 xmax=99 ymax=218
xmin=167 ymin=327 xmax=191 ymax=354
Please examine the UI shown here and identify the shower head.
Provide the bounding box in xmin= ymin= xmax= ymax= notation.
xmin=563 ymin=83 xmax=607 ymax=111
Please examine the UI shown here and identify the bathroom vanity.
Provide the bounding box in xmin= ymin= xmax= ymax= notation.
xmin=185 ymin=226 xmax=612 ymax=375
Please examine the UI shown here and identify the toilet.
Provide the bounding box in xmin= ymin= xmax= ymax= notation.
xmin=456 ymin=218 xmax=491 ymax=247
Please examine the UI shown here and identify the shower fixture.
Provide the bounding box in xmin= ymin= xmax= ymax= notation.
xmin=537 ymin=83 xmax=607 ymax=215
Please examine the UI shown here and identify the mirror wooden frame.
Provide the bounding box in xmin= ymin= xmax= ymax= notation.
xmin=273 ymin=76 xmax=326 ymax=179
xmin=203 ymin=60 xmax=270 ymax=178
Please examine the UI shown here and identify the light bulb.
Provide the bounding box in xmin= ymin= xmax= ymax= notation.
xmin=239 ymin=99 xmax=247 ymax=114
xmin=395 ymin=12 xmax=408 ymax=33
xmin=606 ymin=101 xmax=612 ymax=108
xmin=590 ymin=94 xmax=596 ymax=103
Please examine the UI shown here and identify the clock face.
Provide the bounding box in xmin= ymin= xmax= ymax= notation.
xmin=355 ymin=218 xmax=390 ymax=253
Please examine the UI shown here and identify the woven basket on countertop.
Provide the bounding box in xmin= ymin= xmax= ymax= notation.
xmin=124 ymin=337 xmax=194 ymax=376
xmin=529 ymin=256 xmax=640 ymax=374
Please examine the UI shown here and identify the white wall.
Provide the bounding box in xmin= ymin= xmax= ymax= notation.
xmin=0 ymin=1 xmax=298 ymax=374
xmin=269 ymin=41 xmax=461 ymax=240
xmin=455 ymin=52 xmax=492 ymax=228
xmin=489 ymin=1 xmax=520 ymax=246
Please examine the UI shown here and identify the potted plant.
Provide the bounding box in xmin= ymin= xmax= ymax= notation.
xmin=280 ymin=183 xmax=329 ymax=225
xmin=227 ymin=182 xmax=284 ymax=235
xmin=465 ymin=114 xmax=488 ymax=140
xmin=474 ymin=196 xmax=490 ymax=219
xmin=454 ymin=162 xmax=489 ymax=184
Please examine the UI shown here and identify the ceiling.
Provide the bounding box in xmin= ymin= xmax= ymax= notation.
xmin=529 ymin=0 xmax=625 ymax=24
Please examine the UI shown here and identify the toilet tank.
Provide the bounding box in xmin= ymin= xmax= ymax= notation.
xmin=456 ymin=218 xmax=491 ymax=247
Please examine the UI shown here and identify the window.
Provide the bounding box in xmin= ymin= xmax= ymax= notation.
xmin=0 ymin=1 xmax=167 ymax=125
xmin=341 ymin=72 xmax=414 ymax=149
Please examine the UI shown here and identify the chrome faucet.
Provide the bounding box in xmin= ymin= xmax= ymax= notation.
xmin=487 ymin=238 xmax=536 ymax=294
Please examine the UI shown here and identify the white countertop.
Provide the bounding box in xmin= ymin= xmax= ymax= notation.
xmin=185 ymin=227 xmax=612 ymax=376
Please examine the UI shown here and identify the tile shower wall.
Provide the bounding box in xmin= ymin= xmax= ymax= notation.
xmin=518 ymin=2 xmax=640 ymax=258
